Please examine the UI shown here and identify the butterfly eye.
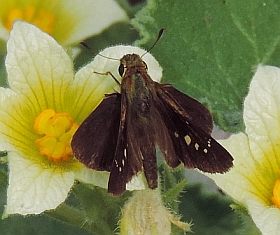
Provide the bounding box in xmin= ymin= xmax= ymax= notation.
xmin=118 ymin=64 xmax=125 ymax=76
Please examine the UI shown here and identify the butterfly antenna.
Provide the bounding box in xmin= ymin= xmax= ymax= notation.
xmin=141 ymin=28 xmax=164 ymax=58
xmin=79 ymin=41 xmax=91 ymax=50
xmin=79 ymin=41 xmax=120 ymax=85
xmin=96 ymin=53 xmax=119 ymax=61
xmin=79 ymin=41 xmax=119 ymax=60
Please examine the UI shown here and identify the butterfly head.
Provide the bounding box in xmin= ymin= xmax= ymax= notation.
xmin=119 ymin=54 xmax=148 ymax=77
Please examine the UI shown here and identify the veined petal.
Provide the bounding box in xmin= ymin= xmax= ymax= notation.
xmin=246 ymin=199 xmax=280 ymax=235
xmin=6 ymin=151 xmax=75 ymax=215
xmin=55 ymin=0 xmax=128 ymax=46
xmin=67 ymin=57 xmax=118 ymax=123
xmin=2 ymin=22 xmax=164 ymax=215
xmin=6 ymin=21 xmax=74 ymax=113
xmin=75 ymin=167 xmax=109 ymax=189
xmin=1 ymin=22 xmax=109 ymax=215
xmin=208 ymin=65 xmax=280 ymax=206
xmin=126 ymin=173 xmax=147 ymax=191
xmin=206 ymin=65 xmax=280 ymax=234
xmin=0 ymin=0 xmax=127 ymax=46
xmin=244 ymin=65 xmax=280 ymax=174
xmin=207 ymin=133 xmax=273 ymax=206
xmin=0 ymin=87 xmax=36 ymax=154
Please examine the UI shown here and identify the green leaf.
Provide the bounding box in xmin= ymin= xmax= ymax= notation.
xmin=0 ymin=167 xmax=7 ymax=188
xmin=159 ymin=163 xmax=186 ymax=211
xmin=69 ymin=183 xmax=130 ymax=235
xmin=230 ymin=205 xmax=262 ymax=235
xmin=46 ymin=204 xmax=90 ymax=232
xmin=179 ymin=184 xmax=259 ymax=235
xmin=0 ymin=187 xmax=93 ymax=235
xmin=0 ymin=55 xmax=7 ymax=87
xmin=163 ymin=179 xmax=186 ymax=206
xmin=116 ymin=0 xmax=147 ymax=18
xmin=132 ymin=0 xmax=280 ymax=132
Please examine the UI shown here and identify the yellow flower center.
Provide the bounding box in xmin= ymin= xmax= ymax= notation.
xmin=4 ymin=6 xmax=55 ymax=34
xmin=272 ymin=178 xmax=280 ymax=208
xmin=34 ymin=109 xmax=78 ymax=163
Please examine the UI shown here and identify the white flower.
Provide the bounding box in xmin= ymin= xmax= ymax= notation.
xmin=0 ymin=0 xmax=127 ymax=46
xmin=207 ymin=65 xmax=280 ymax=235
xmin=2 ymin=21 xmax=162 ymax=215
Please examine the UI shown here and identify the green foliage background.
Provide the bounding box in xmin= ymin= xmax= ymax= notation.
xmin=132 ymin=0 xmax=280 ymax=133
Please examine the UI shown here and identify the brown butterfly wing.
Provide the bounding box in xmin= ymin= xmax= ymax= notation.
xmin=71 ymin=93 xmax=121 ymax=171
xmin=155 ymin=83 xmax=233 ymax=173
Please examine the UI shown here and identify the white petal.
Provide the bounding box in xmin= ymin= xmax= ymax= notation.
xmin=0 ymin=0 xmax=127 ymax=45
xmin=126 ymin=173 xmax=147 ymax=191
xmin=6 ymin=21 xmax=74 ymax=112
xmin=206 ymin=133 xmax=272 ymax=205
xmin=58 ymin=0 xmax=128 ymax=45
xmin=6 ymin=152 xmax=74 ymax=215
xmin=244 ymin=65 xmax=280 ymax=172
xmin=0 ymin=88 xmax=28 ymax=151
xmin=75 ymin=167 xmax=109 ymax=189
xmin=247 ymin=199 xmax=280 ymax=235
xmin=68 ymin=55 xmax=119 ymax=122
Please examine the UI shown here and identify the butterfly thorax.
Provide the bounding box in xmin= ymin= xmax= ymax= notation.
xmin=120 ymin=54 xmax=156 ymax=115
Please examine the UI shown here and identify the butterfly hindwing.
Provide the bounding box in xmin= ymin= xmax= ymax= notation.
xmin=71 ymin=93 xmax=121 ymax=171
xmin=151 ymin=98 xmax=181 ymax=168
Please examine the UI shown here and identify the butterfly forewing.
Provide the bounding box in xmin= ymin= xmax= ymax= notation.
xmin=158 ymin=84 xmax=213 ymax=134
xmin=155 ymin=84 xmax=233 ymax=173
xmin=71 ymin=93 xmax=121 ymax=171
xmin=107 ymin=116 xmax=129 ymax=195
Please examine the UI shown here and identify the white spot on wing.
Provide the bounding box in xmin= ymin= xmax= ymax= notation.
xmin=195 ymin=143 xmax=199 ymax=150
xmin=140 ymin=151 xmax=144 ymax=160
xmin=184 ymin=135 xmax=191 ymax=145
